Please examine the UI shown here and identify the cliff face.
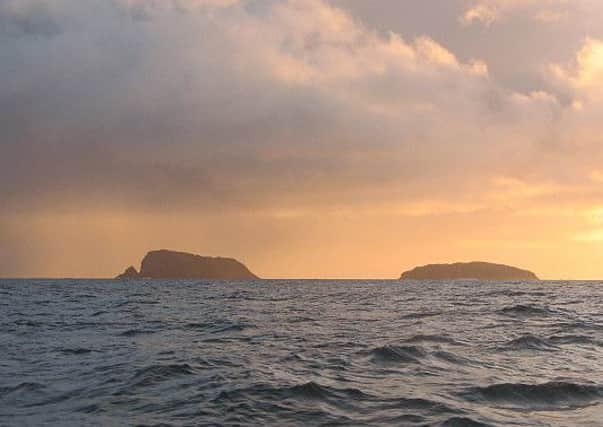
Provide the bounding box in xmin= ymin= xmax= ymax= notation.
xmin=400 ymin=262 xmax=539 ymax=281
xmin=115 ymin=250 xmax=258 ymax=280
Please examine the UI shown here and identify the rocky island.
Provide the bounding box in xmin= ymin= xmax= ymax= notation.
xmin=116 ymin=249 xmax=259 ymax=280
xmin=400 ymin=261 xmax=539 ymax=281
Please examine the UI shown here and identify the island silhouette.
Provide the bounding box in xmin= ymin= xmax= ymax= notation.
xmin=400 ymin=261 xmax=539 ymax=281
xmin=116 ymin=250 xmax=259 ymax=280
xmin=115 ymin=251 xmax=538 ymax=281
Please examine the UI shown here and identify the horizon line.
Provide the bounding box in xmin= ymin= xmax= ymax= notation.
xmin=0 ymin=276 xmax=595 ymax=281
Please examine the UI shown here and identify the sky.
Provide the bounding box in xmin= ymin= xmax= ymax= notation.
xmin=1 ymin=0 xmax=603 ymax=279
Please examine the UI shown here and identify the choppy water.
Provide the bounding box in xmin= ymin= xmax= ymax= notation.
xmin=1 ymin=280 xmax=603 ymax=426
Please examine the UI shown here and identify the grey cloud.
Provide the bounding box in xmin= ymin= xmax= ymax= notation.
xmin=2 ymin=0 xmax=603 ymax=277
xmin=333 ymin=0 xmax=603 ymax=96
xmin=0 ymin=0 xmax=600 ymax=216
xmin=0 ymin=1 xmax=61 ymax=37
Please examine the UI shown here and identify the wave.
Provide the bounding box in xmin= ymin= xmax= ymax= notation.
xmin=462 ymin=381 xmax=603 ymax=409
xmin=91 ymin=310 xmax=108 ymax=317
xmin=113 ymin=300 xmax=159 ymax=308
xmin=288 ymin=381 xmax=366 ymax=400
xmin=484 ymin=290 xmax=548 ymax=298
xmin=484 ymin=290 xmax=529 ymax=297
xmin=126 ymin=364 xmax=196 ymax=389
xmin=288 ymin=316 xmax=316 ymax=323
xmin=502 ymin=335 xmax=558 ymax=351
xmin=370 ymin=345 xmax=427 ymax=364
xmin=374 ymin=397 xmax=458 ymax=415
xmin=183 ymin=322 xmax=211 ymax=330
xmin=58 ymin=348 xmax=94 ymax=355
xmin=403 ymin=334 xmax=465 ymax=346
xmin=431 ymin=416 xmax=492 ymax=427
xmin=119 ymin=329 xmax=158 ymax=337
xmin=216 ymin=381 xmax=371 ymax=403
xmin=184 ymin=321 xmax=253 ymax=334
xmin=367 ymin=343 xmax=476 ymax=367
xmin=553 ymin=320 xmax=603 ymax=332
xmin=13 ymin=320 xmax=44 ymax=327
xmin=431 ymin=351 xmax=475 ymax=366
xmin=500 ymin=334 xmax=602 ymax=351
xmin=75 ymin=403 xmax=105 ymax=414
xmin=0 ymin=382 xmax=46 ymax=396
xmin=548 ymin=334 xmax=603 ymax=346
xmin=213 ymin=323 xmax=250 ymax=333
xmin=496 ymin=304 xmax=557 ymax=317
xmin=215 ymin=380 xmax=462 ymax=423
xmin=401 ymin=311 xmax=444 ymax=320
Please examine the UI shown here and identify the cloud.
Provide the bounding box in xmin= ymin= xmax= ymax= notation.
xmin=1 ymin=0 xmax=603 ymax=277
xmin=462 ymin=0 xmax=570 ymax=25
xmin=1 ymin=0 xmax=506 ymax=214
xmin=551 ymin=38 xmax=603 ymax=97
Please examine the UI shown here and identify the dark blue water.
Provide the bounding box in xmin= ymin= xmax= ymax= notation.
xmin=1 ymin=280 xmax=603 ymax=426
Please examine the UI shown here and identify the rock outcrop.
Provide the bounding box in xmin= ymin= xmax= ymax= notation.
xmin=116 ymin=266 xmax=140 ymax=279
xmin=400 ymin=261 xmax=539 ymax=281
xmin=115 ymin=250 xmax=258 ymax=280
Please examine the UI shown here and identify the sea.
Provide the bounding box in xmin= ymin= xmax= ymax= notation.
xmin=1 ymin=279 xmax=602 ymax=426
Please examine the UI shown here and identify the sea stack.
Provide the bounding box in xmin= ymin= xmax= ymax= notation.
xmin=400 ymin=261 xmax=539 ymax=281
xmin=115 ymin=249 xmax=259 ymax=280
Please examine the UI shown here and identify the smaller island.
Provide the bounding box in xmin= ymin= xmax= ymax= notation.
xmin=399 ymin=261 xmax=539 ymax=281
xmin=116 ymin=249 xmax=259 ymax=280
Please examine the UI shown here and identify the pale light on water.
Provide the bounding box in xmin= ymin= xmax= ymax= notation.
xmin=1 ymin=280 xmax=603 ymax=426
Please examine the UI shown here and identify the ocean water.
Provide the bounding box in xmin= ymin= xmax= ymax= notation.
xmin=1 ymin=280 xmax=603 ymax=426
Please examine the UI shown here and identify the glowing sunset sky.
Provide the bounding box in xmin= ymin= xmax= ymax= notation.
xmin=2 ymin=0 xmax=603 ymax=279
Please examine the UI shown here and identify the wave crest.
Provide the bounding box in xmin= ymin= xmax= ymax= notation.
xmin=126 ymin=364 xmax=196 ymax=388
xmin=370 ymin=345 xmax=427 ymax=364
xmin=497 ymin=304 xmax=556 ymax=317
xmin=462 ymin=381 xmax=603 ymax=409
xmin=502 ymin=335 xmax=558 ymax=351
